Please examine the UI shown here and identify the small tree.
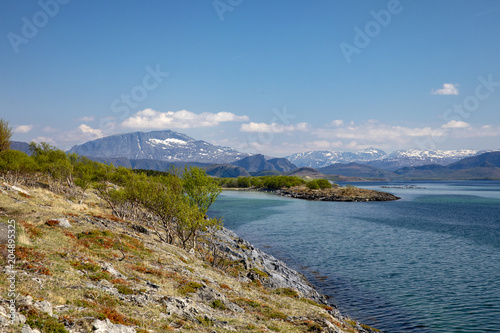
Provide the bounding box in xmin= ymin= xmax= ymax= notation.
xmin=0 ymin=119 xmax=13 ymax=153
xmin=0 ymin=150 xmax=37 ymax=183
xmin=181 ymin=167 xmax=222 ymax=249
xmin=182 ymin=167 xmax=221 ymax=215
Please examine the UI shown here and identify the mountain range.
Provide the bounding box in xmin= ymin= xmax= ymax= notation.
xmin=286 ymin=148 xmax=492 ymax=170
xmin=10 ymin=129 xmax=500 ymax=180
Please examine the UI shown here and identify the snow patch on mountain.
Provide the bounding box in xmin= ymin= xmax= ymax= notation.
xmin=148 ymin=138 xmax=189 ymax=146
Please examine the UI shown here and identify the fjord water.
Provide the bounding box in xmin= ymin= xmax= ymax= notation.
xmin=208 ymin=181 xmax=500 ymax=333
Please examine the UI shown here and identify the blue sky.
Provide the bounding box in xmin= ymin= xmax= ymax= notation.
xmin=1 ymin=0 xmax=499 ymax=156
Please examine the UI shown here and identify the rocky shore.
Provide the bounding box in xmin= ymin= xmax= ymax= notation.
xmin=0 ymin=181 xmax=381 ymax=332
xmin=275 ymin=186 xmax=400 ymax=202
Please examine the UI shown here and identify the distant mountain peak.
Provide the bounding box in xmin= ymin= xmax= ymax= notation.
xmin=68 ymin=130 xmax=249 ymax=164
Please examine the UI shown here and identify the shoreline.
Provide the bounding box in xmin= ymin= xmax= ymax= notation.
xmin=213 ymin=226 xmax=381 ymax=332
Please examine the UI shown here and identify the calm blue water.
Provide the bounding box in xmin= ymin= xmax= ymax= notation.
xmin=208 ymin=181 xmax=500 ymax=333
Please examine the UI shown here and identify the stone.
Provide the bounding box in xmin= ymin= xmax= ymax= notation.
xmin=162 ymin=297 xmax=212 ymax=320
xmin=101 ymin=262 xmax=124 ymax=278
xmin=17 ymin=295 xmax=33 ymax=307
xmin=92 ymin=318 xmax=136 ymax=333
xmin=55 ymin=218 xmax=72 ymax=228
xmin=13 ymin=312 xmax=27 ymax=325
xmin=21 ymin=324 xmax=41 ymax=333
xmin=34 ymin=300 xmax=53 ymax=317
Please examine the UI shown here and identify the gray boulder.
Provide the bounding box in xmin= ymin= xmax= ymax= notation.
xmin=92 ymin=318 xmax=136 ymax=333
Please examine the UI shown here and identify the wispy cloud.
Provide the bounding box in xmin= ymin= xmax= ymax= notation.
xmin=122 ymin=108 xmax=249 ymax=129
xmin=328 ymin=120 xmax=344 ymax=127
xmin=78 ymin=116 xmax=95 ymax=122
xmin=432 ymin=83 xmax=459 ymax=95
xmin=442 ymin=120 xmax=469 ymax=128
xmin=14 ymin=125 xmax=33 ymax=133
xmin=240 ymin=122 xmax=309 ymax=133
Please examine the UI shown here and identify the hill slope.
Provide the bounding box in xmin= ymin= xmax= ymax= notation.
xmin=0 ymin=181 xmax=377 ymax=333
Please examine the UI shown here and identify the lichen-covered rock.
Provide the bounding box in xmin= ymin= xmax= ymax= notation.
xmin=92 ymin=318 xmax=136 ymax=333
xmin=21 ymin=324 xmax=41 ymax=333
xmin=34 ymin=300 xmax=53 ymax=317
xmin=162 ymin=296 xmax=212 ymax=320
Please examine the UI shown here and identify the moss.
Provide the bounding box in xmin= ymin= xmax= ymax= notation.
xmin=273 ymin=288 xmax=299 ymax=298
xmin=116 ymin=284 xmax=135 ymax=295
xmin=250 ymin=267 xmax=268 ymax=279
xmin=70 ymin=259 xmax=100 ymax=273
xmin=24 ymin=308 xmax=67 ymax=333
xmin=88 ymin=270 xmax=112 ymax=281
xmin=196 ymin=316 xmax=215 ymax=327
xmin=361 ymin=324 xmax=381 ymax=332
xmin=211 ymin=299 xmax=226 ymax=310
xmin=178 ymin=281 xmax=203 ymax=295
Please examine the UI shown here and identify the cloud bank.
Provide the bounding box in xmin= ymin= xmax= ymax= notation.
xmin=122 ymin=109 xmax=249 ymax=129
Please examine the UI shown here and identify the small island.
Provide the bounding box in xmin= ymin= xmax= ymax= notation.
xmin=218 ymin=175 xmax=400 ymax=202
xmin=275 ymin=185 xmax=400 ymax=202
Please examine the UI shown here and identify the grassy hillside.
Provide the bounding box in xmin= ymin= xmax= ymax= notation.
xmin=0 ymin=145 xmax=379 ymax=333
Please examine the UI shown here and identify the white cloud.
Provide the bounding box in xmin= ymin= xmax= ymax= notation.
xmin=33 ymin=136 xmax=57 ymax=145
xmin=122 ymin=109 xmax=249 ymax=129
xmin=329 ymin=120 xmax=344 ymax=127
xmin=14 ymin=125 xmax=33 ymax=133
xmin=240 ymin=122 xmax=310 ymax=133
xmin=442 ymin=120 xmax=470 ymax=128
xmin=432 ymin=83 xmax=459 ymax=95
xmin=78 ymin=116 xmax=95 ymax=122
xmin=78 ymin=124 xmax=104 ymax=138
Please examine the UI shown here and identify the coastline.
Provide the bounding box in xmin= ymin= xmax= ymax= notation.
xmin=0 ymin=180 xmax=381 ymax=333
xmin=213 ymin=226 xmax=381 ymax=332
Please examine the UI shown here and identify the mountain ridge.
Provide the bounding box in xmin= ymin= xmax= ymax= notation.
xmin=68 ymin=130 xmax=250 ymax=164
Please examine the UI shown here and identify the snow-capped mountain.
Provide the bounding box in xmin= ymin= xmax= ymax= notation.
xmin=366 ymin=149 xmax=491 ymax=170
xmin=68 ymin=130 xmax=249 ymax=164
xmin=286 ymin=148 xmax=492 ymax=170
xmin=285 ymin=148 xmax=386 ymax=168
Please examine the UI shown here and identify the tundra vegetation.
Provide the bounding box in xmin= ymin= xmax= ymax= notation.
xmin=0 ymin=119 xmax=379 ymax=332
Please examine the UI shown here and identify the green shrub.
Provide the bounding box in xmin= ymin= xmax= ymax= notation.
xmin=116 ymin=284 xmax=135 ymax=295
xmin=306 ymin=180 xmax=320 ymax=190
xmin=211 ymin=299 xmax=226 ymax=310
xmin=237 ymin=177 xmax=252 ymax=188
xmin=316 ymin=179 xmax=332 ymax=189
xmin=274 ymin=288 xmax=299 ymax=298
xmin=178 ymin=281 xmax=203 ymax=295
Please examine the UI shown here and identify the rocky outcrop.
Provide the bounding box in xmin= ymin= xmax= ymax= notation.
xmin=275 ymin=186 xmax=400 ymax=202
xmin=214 ymin=228 xmax=329 ymax=304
